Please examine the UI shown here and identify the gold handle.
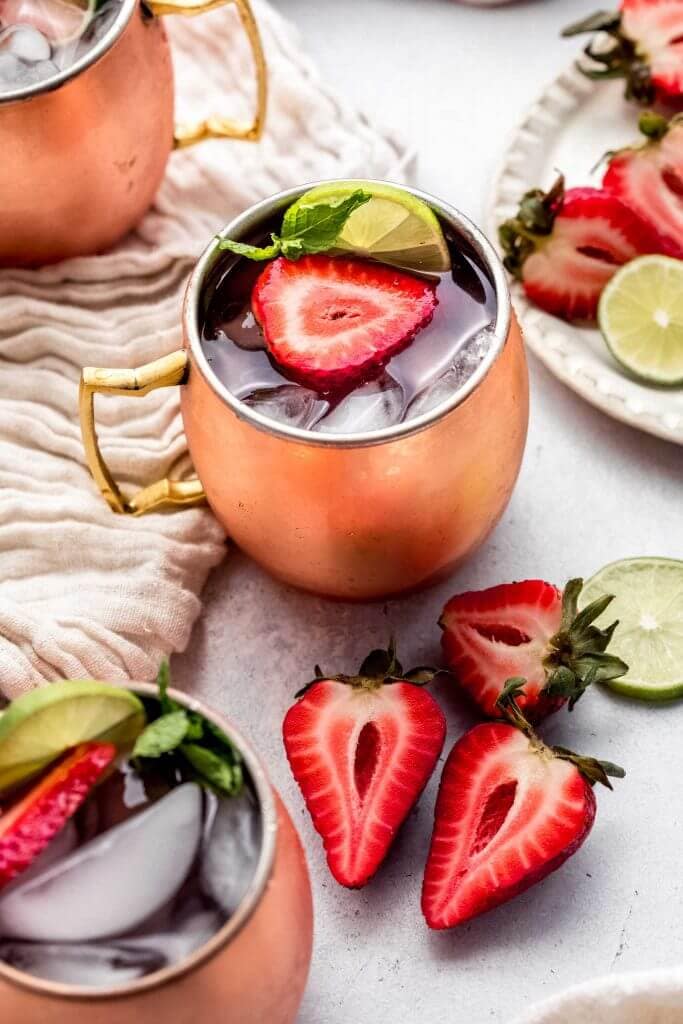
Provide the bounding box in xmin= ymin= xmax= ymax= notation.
xmin=79 ymin=350 xmax=206 ymax=516
xmin=147 ymin=0 xmax=268 ymax=147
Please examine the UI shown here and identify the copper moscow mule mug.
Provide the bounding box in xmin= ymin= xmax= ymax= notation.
xmin=0 ymin=0 xmax=267 ymax=266
xmin=79 ymin=182 xmax=530 ymax=601
xmin=0 ymin=682 xmax=313 ymax=1024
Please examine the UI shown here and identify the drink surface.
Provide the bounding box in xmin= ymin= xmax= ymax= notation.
xmin=0 ymin=0 xmax=122 ymax=94
xmin=199 ymin=215 xmax=497 ymax=435
xmin=0 ymin=698 xmax=262 ymax=989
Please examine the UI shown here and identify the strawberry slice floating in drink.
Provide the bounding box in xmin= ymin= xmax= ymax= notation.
xmin=0 ymin=742 xmax=116 ymax=889
xmin=421 ymin=680 xmax=624 ymax=929
xmin=440 ymin=577 xmax=628 ymax=722
xmin=252 ymin=255 xmax=438 ymax=392
xmin=283 ymin=643 xmax=446 ymax=888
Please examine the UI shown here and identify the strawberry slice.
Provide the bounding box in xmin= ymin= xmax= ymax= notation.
xmin=422 ymin=681 xmax=624 ymax=929
xmin=603 ymin=112 xmax=683 ymax=259
xmin=283 ymin=643 xmax=446 ymax=887
xmin=440 ymin=578 xmax=628 ymax=722
xmin=563 ymin=0 xmax=683 ymax=105
xmin=0 ymin=742 xmax=115 ymax=889
xmin=252 ymin=255 xmax=438 ymax=391
xmin=499 ymin=177 xmax=664 ymax=320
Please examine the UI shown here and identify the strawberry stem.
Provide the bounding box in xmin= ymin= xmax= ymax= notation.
xmin=561 ymin=8 xmax=655 ymax=104
xmin=496 ymin=678 xmax=625 ymax=789
xmin=296 ymin=641 xmax=444 ymax=697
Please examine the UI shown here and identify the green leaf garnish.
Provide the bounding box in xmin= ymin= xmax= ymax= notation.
xmin=217 ymin=189 xmax=371 ymax=263
xmin=181 ymin=743 xmax=243 ymax=796
xmin=133 ymin=709 xmax=189 ymax=758
xmin=134 ymin=660 xmax=244 ymax=798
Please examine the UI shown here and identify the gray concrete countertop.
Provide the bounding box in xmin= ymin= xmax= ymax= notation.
xmin=173 ymin=2 xmax=683 ymax=1020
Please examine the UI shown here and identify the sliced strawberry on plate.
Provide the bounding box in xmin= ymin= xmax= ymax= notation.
xmin=563 ymin=0 xmax=683 ymax=105
xmin=499 ymin=176 xmax=663 ymax=321
xmin=0 ymin=742 xmax=115 ymax=889
xmin=422 ymin=680 xmax=624 ymax=930
xmin=283 ymin=642 xmax=446 ymax=888
xmin=252 ymin=255 xmax=438 ymax=392
xmin=440 ymin=577 xmax=628 ymax=721
xmin=603 ymin=112 xmax=683 ymax=258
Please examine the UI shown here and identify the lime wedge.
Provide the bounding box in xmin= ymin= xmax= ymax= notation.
xmin=0 ymin=681 xmax=146 ymax=794
xmin=598 ymin=256 xmax=683 ymax=386
xmin=580 ymin=557 xmax=683 ymax=701
xmin=286 ymin=181 xmax=451 ymax=273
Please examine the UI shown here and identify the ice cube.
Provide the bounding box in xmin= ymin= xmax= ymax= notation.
xmin=406 ymin=327 xmax=495 ymax=420
xmin=316 ymin=374 xmax=403 ymax=434
xmin=0 ymin=940 xmax=165 ymax=987
xmin=0 ymin=783 xmax=203 ymax=943
xmin=129 ymin=904 xmax=224 ymax=963
xmin=243 ymin=385 xmax=327 ymax=430
xmin=200 ymin=791 xmax=261 ymax=915
xmin=0 ymin=52 xmax=22 ymax=85
xmin=87 ymin=1 xmax=120 ymax=41
xmin=0 ymin=25 xmax=51 ymax=61
xmin=6 ymin=57 xmax=57 ymax=87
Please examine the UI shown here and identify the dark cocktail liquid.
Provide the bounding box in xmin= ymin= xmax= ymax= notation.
xmin=199 ymin=215 xmax=497 ymax=434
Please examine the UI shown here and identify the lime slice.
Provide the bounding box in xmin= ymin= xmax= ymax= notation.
xmin=0 ymin=681 xmax=146 ymax=794
xmin=580 ymin=557 xmax=683 ymax=701
xmin=598 ymin=256 xmax=683 ymax=385
xmin=287 ymin=181 xmax=451 ymax=273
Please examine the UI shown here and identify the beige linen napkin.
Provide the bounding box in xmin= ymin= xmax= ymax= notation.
xmin=0 ymin=0 xmax=412 ymax=698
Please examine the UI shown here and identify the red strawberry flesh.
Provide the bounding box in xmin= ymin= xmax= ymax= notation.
xmin=283 ymin=677 xmax=446 ymax=888
xmin=621 ymin=0 xmax=683 ymax=99
xmin=0 ymin=742 xmax=116 ymax=889
xmin=603 ymin=117 xmax=683 ymax=258
xmin=520 ymin=188 xmax=662 ymax=320
xmin=422 ymin=722 xmax=596 ymax=929
xmin=252 ymin=255 xmax=438 ymax=392
xmin=441 ymin=580 xmax=563 ymax=721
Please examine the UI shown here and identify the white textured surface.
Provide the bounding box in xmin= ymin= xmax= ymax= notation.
xmin=173 ymin=2 xmax=683 ymax=1022
xmin=489 ymin=64 xmax=683 ymax=445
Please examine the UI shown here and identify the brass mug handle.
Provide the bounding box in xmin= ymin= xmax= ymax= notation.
xmin=79 ymin=350 xmax=206 ymax=516
xmin=147 ymin=0 xmax=268 ymax=147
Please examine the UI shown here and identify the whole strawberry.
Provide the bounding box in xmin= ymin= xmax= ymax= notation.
xmin=498 ymin=176 xmax=662 ymax=320
xmin=439 ymin=577 xmax=628 ymax=721
xmin=283 ymin=642 xmax=446 ymax=888
xmin=422 ymin=679 xmax=624 ymax=930
xmin=563 ymin=0 xmax=683 ymax=106
xmin=603 ymin=112 xmax=683 ymax=258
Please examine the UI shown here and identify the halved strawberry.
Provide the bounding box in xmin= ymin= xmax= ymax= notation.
xmin=440 ymin=578 xmax=628 ymax=722
xmin=282 ymin=643 xmax=446 ymax=888
xmin=563 ymin=0 xmax=683 ymax=105
xmin=0 ymin=742 xmax=115 ymax=889
xmin=422 ymin=680 xmax=624 ymax=929
xmin=252 ymin=255 xmax=437 ymax=392
xmin=499 ymin=176 xmax=663 ymax=320
xmin=603 ymin=112 xmax=683 ymax=258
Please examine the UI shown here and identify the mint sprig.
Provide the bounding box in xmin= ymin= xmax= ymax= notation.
xmin=216 ymin=189 xmax=371 ymax=262
xmin=133 ymin=661 xmax=243 ymax=797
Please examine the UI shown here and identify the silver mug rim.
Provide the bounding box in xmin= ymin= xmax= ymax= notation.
xmin=0 ymin=680 xmax=278 ymax=1001
xmin=184 ymin=179 xmax=512 ymax=449
xmin=0 ymin=0 xmax=136 ymax=105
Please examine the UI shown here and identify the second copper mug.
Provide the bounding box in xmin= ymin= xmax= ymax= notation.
xmin=0 ymin=682 xmax=313 ymax=1024
xmin=0 ymin=0 xmax=267 ymax=266
xmin=79 ymin=181 xmax=530 ymax=601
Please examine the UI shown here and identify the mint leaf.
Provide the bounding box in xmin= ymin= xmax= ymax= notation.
xmin=205 ymin=718 xmax=242 ymax=761
xmin=181 ymin=743 xmax=243 ymax=796
xmin=185 ymin=712 xmax=205 ymax=742
xmin=133 ymin=710 xmax=189 ymax=758
xmin=281 ymin=190 xmax=371 ymax=253
xmin=216 ymin=236 xmax=282 ymax=260
xmin=156 ymin=659 xmax=178 ymax=714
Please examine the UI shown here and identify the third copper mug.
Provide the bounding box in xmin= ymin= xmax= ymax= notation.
xmin=79 ymin=182 xmax=530 ymax=601
xmin=0 ymin=0 xmax=267 ymax=266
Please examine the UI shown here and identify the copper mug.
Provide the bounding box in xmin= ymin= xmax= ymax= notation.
xmin=0 ymin=0 xmax=267 ymax=267
xmin=0 ymin=682 xmax=313 ymax=1023
xmin=79 ymin=182 xmax=530 ymax=600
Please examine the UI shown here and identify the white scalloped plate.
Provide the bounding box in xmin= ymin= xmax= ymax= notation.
xmin=488 ymin=64 xmax=683 ymax=446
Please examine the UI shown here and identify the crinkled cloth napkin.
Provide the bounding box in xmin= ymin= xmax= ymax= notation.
xmin=0 ymin=0 xmax=411 ymax=697
xmin=511 ymin=965 xmax=683 ymax=1023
